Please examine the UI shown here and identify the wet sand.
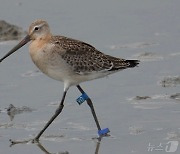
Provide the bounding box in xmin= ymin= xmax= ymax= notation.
xmin=0 ymin=0 xmax=180 ymax=153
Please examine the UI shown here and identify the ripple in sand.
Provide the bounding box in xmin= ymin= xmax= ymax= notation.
xmin=159 ymin=76 xmax=180 ymax=87
xmin=109 ymin=42 xmax=158 ymax=50
xmin=21 ymin=70 xmax=42 ymax=77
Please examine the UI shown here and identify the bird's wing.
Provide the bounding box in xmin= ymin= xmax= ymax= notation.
xmin=52 ymin=36 xmax=133 ymax=74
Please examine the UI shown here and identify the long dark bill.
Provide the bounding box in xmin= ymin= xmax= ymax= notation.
xmin=0 ymin=35 xmax=31 ymax=63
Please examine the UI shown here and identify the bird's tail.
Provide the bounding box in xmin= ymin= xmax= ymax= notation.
xmin=126 ymin=60 xmax=139 ymax=68
xmin=108 ymin=58 xmax=140 ymax=71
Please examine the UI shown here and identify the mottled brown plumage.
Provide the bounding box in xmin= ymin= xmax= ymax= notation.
xmin=50 ymin=35 xmax=139 ymax=74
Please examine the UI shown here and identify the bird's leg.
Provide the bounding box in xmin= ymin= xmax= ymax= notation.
xmin=33 ymin=91 xmax=67 ymax=142
xmin=76 ymin=85 xmax=110 ymax=136
xmin=76 ymin=85 xmax=101 ymax=131
xmin=10 ymin=91 xmax=67 ymax=145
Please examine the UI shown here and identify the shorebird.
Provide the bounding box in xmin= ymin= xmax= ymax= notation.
xmin=0 ymin=20 xmax=139 ymax=141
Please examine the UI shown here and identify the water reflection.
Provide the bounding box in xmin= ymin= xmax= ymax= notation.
xmin=94 ymin=137 xmax=102 ymax=154
xmin=9 ymin=136 xmax=104 ymax=154
xmin=10 ymin=139 xmax=69 ymax=154
xmin=36 ymin=139 xmax=103 ymax=154
xmin=36 ymin=142 xmax=69 ymax=154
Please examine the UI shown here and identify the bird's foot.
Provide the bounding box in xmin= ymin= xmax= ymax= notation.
xmin=9 ymin=138 xmax=39 ymax=146
xmin=98 ymin=128 xmax=110 ymax=137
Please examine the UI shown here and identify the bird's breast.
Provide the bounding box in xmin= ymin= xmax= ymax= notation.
xmin=29 ymin=40 xmax=53 ymax=74
xmin=29 ymin=40 xmax=73 ymax=82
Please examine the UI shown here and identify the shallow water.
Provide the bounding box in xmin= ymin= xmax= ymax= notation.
xmin=0 ymin=0 xmax=180 ymax=153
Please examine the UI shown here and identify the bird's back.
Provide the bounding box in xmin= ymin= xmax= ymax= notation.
xmin=51 ymin=36 xmax=139 ymax=75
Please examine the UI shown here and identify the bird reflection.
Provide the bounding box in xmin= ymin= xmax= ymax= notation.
xmin=94 ymin=137 xmax=102 ymax=154
xmin=36 ymin=142 xmax=69 ymax=154
xmin=10 ymin=140 xmax=69 ymax=154
xmin=10 ymin=136 xmax=104 ymax=154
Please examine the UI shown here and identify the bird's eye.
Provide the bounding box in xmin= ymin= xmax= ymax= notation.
xmin=34 ymin=26 xmax=39 ymax=31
